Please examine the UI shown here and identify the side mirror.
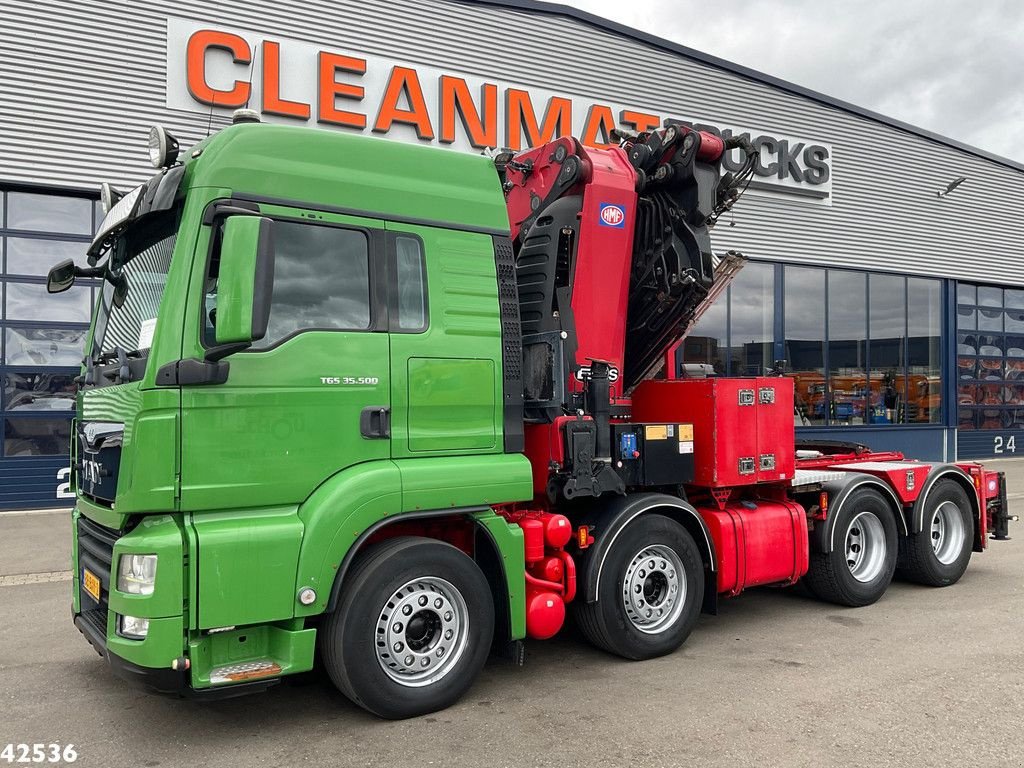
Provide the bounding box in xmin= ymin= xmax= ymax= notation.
xmin=47 ymin=259 xmax=76 ymax=293
xmin=214 ymin=216 xmax=275 ymax=347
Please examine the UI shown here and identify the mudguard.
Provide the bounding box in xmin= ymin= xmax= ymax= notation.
xmin=908 ymin=464 xmax=979 ymax=537
xmin=815 ymin=473 xmax=906 ymax=553
xmin=571 ymin=492 xmax=718 ymax=614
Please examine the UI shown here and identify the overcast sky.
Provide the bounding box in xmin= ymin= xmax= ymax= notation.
xmin=561 ymin=0 xmax=1024 ymax=163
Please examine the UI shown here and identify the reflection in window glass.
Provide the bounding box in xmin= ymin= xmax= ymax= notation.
xmin=785 ymin=266 xmax=825 ymax=425
xmin=7 ymin=193 xmax=92 ymax=235
xmin=250 ymin=222 xmax=370 ymax=349
xmin=678 ymin=296 xmax=726 ymax=376
xmin=729 ymin=262 xmax=774 ymax=376
xmin=978 ymin=307 xmax=1003 ymax=332
xmin=978 ymin=286 xmax=1003 ymax=307
xmin=5 ymin=281 xmax=92 ymax=323
xmin=5 ymin=237 xmax=87 ymax=276
xmin=395 ymin=237 xmax=427 ymax=331
xmin=5 ymin=327 xmax=87 ymax=366
xmin=956 ymin=305 xmax=976 ymax=331
xmin=4 ymin=417 xmax=72 ymax=457
xmin=1006 ymin=290 xmax=1024 ymax=310
xmin=957 ymin=284 xmax=976 ymax=305
xmin=907 ymin=278 xmax=942 ymax=423
xmin=869 ymin=275 xmax=906 ymax=424
xmin=827 ymin=270 xmax=866 ymax=426
xmin=4 ymin=373 xmax=77 ymax=411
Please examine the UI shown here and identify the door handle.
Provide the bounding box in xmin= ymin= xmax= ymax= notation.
xmin=360 ymin=406 xmax=391 ymax=439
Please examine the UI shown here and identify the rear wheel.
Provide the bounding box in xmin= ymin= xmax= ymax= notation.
xmin=804 ymin=487 xmax=897 ymax=606
xmin=898 ymin=480 xmax=973 ymax=586
xmin=320 ymin=537 xmax=493 ymax=719
xmin=574 ymin=514 xmax=704 ymax=660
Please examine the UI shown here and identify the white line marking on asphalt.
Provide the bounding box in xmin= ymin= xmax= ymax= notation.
xmin=0 ymin=508 xmax=72 ymax=517
xmin=0 ymin=571 xmax=72 ymax=587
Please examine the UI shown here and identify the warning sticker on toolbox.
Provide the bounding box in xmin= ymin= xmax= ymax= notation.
xmin=679 ymin=441 xmax=694 ymax=454
xmin=645 ymin=425 xmax=668 ymax=440
xmin=678 ymin=424 xmax=694 ymax=441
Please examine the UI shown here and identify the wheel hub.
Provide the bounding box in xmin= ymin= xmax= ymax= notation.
xmin=375 ymin=577 xmax=469 ymax=687
xmin=844 ymin=510 xmax=886 ymax=583
xmin=621 ymin=544 xmax=686 ymax=634
xmin=930 ymin=500 xmax=966 ymax=565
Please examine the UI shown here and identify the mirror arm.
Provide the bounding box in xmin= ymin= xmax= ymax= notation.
xmin=204 ymin=342 xmax=250 ymax=363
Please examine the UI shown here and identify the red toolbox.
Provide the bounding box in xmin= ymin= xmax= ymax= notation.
xmin=631 ymin=377 xmax=795 ymax=487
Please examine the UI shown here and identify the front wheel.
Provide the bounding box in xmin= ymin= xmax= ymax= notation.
xmin=803 ymin=486 xmax=898 ymax=606
xmin=574 ymin=514 xmax=704 ymax=660
xmin=320 ymin=537 xmax=494 ymax=719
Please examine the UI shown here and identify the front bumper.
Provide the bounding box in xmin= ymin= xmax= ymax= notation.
xmin=73 ymin=608 xmax=278 ymax=699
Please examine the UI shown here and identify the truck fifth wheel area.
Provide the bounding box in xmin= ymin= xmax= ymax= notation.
xmin=50 ymin=115 xmax=1014 ymax=719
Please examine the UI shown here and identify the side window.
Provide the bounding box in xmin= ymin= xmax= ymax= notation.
xmin=394 ymin=236 xmax=428 ymax=332
xmin=205 ymin=219 xmax=371 ymax=348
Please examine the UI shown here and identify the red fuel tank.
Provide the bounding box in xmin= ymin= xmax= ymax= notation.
xmin=698 ymin=499 xmax=809 ymax=596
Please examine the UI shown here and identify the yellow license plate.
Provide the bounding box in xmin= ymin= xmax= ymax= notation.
xmin=83 ymin=568 xmax=101 ymax=603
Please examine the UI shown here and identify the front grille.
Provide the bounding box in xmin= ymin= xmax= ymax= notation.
xmin=77 ymin=515 xmax=119 ymax=643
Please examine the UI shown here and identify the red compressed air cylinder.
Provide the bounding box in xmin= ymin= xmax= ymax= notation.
xmin=525 ymin=589 xmax=566 ymax=639
xmin=520 ymin=518 xmax=545 ymax=563
xmin=540 ymin=513 xmax=572 ymax=549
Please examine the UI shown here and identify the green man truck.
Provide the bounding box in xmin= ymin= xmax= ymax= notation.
xmin=48 ymin=111 xmax=1014 ymax=718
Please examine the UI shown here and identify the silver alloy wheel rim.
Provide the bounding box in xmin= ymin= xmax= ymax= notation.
xmin=931 ymin=500 xmax=966 ymax=565
xmin=845 ymin=510 xmax=887 ymax=583
xmin=375 ymin=577 xmax=469 ymax=688
xmin=621 ymin=544 xmax=686 ymax=634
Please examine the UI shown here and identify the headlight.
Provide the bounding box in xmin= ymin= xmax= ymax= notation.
xmin=117 ymin=554 xmax=157 ymax=595
xmin=119 ymin=615 xmax=150 ymax=639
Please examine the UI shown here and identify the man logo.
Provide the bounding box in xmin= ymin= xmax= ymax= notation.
xmin=599 ymin=203 xmax=626 ymax=228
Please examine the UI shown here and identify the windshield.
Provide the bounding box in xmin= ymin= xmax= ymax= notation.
xmin=92 ymin=211 xmax=178 ymax=359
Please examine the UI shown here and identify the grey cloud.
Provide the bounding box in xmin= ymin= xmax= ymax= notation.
xmin=561 ymin=0 xmax=1024 ymax=162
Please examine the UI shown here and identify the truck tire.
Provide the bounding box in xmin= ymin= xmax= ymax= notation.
xmin=320 ymin=536 xmax=494 ymax=719
xmin=803 ymin=486 xmax=897 ymax=607
xmin=574 ymin=514 xmax=703 ymax=660
xmin=897 ymin=480 xmax=973 ymax=586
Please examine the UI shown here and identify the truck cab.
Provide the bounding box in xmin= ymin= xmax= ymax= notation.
xmin=62 ymin=119 xmax=532 ymax=701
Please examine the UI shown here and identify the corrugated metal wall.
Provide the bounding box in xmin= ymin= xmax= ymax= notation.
xmin=1 ymin=0 xmax=1022 ymax=285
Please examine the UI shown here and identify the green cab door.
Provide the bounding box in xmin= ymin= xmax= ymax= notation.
xmin=179 ymin=204 xmax=391 ymax=512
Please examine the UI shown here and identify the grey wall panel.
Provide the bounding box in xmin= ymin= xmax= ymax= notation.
xmin=1 ymin=0 xmax=1022 ymax=285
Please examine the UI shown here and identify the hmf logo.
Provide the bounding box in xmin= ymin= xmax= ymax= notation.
xmin=166 ymin=18 xmax=833 ymax=201
xmin=599 ymin=203 xmax=626 ymax=228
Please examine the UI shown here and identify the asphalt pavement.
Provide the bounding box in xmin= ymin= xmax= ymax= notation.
xmin=2 ymin=461 xmax=1024 ymax=767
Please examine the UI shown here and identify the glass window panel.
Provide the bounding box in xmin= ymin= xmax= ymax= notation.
xmin=1007 ymin=335 xmax=1024 ymax=358
xmin=4 ymin=373 xmax=77 ymax=411
xmin=1005 ymin=309 xmax=1024 ymax=334
xmin=678 ymin=295 xmax=726 ymax=376
xmin=5 ymin=237 xmax=87 ymax=276
xmin=785 ymin=266 xmax=825 ymax=425
xmin=1006 ymin=289 xmax=1024 ymax=309
xmin=4 ymin=327 xmax=87 ymax=366
xmin=907 ymin=278 xmax=942 ymax=423
xmin=249 ymin=222 xmax=370 ymax=349
xmin=728 ymin=262 xmax=774 ymax=376
xmin=978 ymin=307 xmax=1003 ymax=332
xmin=827 ymin=270 xmax=867 ymax=426
xmin=956 ymin=305 xmax=976 ymax=330
xmin=395 ymin=236 xmax=427 ymax=331
xmin=6 ymin=281 xmax=91 ymax=323
xmin=977 ymin=334 xmax=1003 ymax=357
xmin=957 ymin=284 xmax=976 ymax=305
xmin=978 ymin=286 xmax=1003 ymax=307
xmin=7 ymin=192 xmax=92 ymax=235
xmin=4 ymin=416 xmax=72 ymax=457
xmin=868 ymin=274 xmax=906 ymax=424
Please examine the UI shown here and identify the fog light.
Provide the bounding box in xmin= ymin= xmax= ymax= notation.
xmin=119 ymin=615 xmax=150 ymax=639
xmin=118 ymin=554 xmax=157 ymax=595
